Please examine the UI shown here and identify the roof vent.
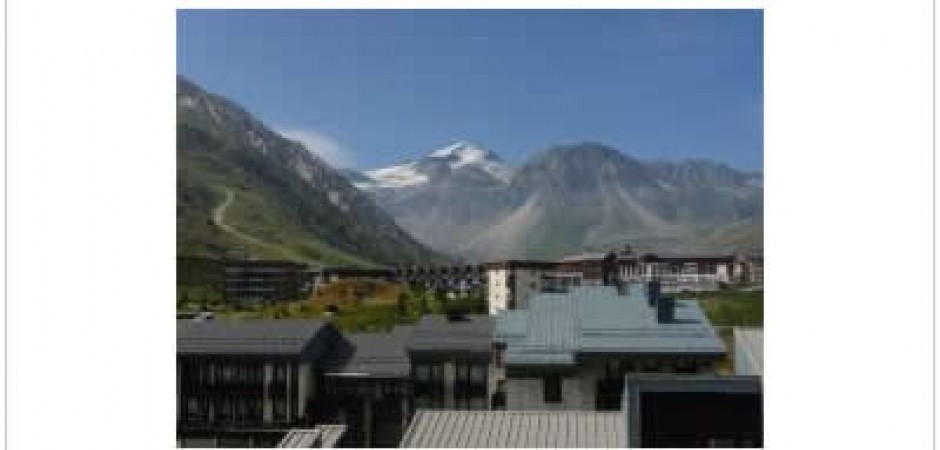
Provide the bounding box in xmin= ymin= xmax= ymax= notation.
xmin=657 ymin=297 xmax=676 ymax=323
xmin=647 ymin=281 xmax=661 ymax=307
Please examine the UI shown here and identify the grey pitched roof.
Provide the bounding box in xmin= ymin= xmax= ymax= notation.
xmin=322 ymin=325 xmax=413 ymax=378
xmin=400 ymin=410 xmax=626 ymax=448
xmin=494 ymin=284 xmax=725 ymax=366
xmin=407 ymin=315 xmax=492 ymax=354
xmin=177 ymin=319 xmax=328 ymax=355
xmin=277 ymin=425 xmax=347 ymax=448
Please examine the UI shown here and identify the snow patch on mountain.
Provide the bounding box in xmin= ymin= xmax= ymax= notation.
xmin=361 ymin=162 xmax=430 ymax=189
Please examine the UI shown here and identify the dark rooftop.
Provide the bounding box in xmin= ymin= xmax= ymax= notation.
xmin=177 ymin=319 xmax=328 ymax=355
xmin=408 ymin=315 xmax=493 ymax=354
xmin=321 ymin=325 xmax=413 ymax=378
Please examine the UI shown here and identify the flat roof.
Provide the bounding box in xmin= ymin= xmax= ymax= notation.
xmin=399 ymin=410 xmax=626 ymax=448
xmin=177 ymin=319 xmax=328 ymax=355
xmin=494 ymin=284 xmax=725 ymax=366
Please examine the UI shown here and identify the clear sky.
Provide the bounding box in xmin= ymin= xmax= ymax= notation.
xmin=178 ymin=9 xmax=762 ymax=171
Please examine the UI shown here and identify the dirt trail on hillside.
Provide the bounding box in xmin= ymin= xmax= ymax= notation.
xmin=212 ymin=188 xmax=307 ymax=262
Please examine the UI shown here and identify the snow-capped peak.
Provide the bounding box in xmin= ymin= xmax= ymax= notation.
xmin=355 ymin=141 xmax=515 ymax=191
xmin=426 ymin=141 xmax=513 ymax=182
xmin=428 ymin=141 xmax=489 ymax=162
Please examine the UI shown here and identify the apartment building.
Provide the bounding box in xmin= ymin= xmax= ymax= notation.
xmin=407 ymin=315 xmax=495 ymax=411
xmin=400 ymin=375 xmax=762 ymax=448
xmin=316 ymin=326 xmax=414 ymax=448
xmin=223 ymin=260 xmax=312 ymax=304
xmin=492 ymin=282 xmax=726 ymax=411
xmin=176 ymin=319 xmax=343 ymax=447
xmin=484 ymin=260 xmax=558 ymax=314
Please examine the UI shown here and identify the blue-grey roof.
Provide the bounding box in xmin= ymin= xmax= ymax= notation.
xmin=494 ymin=283 xmax=725 ymax=366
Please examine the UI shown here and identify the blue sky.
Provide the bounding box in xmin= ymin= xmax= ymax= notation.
xmin=178 ymin=10 xmax=762 ymax=171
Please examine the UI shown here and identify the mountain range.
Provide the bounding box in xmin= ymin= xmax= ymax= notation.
xmin=177 ymin=77 xmax=762 ymax=266
xmin=176 ymin=76 xmax=441 ymax=267
xmin=350 ymin=142 xmax=763 ymax=261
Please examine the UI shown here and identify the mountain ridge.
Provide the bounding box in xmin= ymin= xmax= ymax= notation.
xmin=351 ymin=142 xmax=762 ymax=261
xmin=177 ymin=76 xmax=443 ymax=267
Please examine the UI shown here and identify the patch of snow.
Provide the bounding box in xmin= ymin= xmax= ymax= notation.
xmin=363 ymin=162 xmax=430 ymax=188
xmin=180 ymin=96 xmax=199 ymax=110
xmin=426 ymin=141 xmax=514 ymax=183
xmin=482 ymin=161 xmax=514 ymax=184
xmin=328 ymin=191 xmax=350 ymax=212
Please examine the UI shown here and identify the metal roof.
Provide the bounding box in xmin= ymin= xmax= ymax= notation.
xmin=322 ymin=325 xmax=413 ymax=378
xmin=177 ymin=319 xmax=328 ymax=355
xmin=407 ymin=315 xmax=493 ymax=354
xmin=494 ymin=283 xmax=725 ymax=366
xmin=399 ymin=410 xmax=626 ymax=448
xmin=277 ymin=425 xmax=347 ymax=448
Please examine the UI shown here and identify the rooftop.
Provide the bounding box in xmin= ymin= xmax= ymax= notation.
xmin=276 ymin=425 xmax=347 ymax=448
xmin=408 ymin=315 xmax=493 ymax=355
xmin=176 ymin=319 xmax=329 ymax=355
xmin=399 ymin=410 xmax=626 ymax=448
xmin=322 ymin=325 xmax=414 ymax=378
xmin=494 ymin=284 xmax=725 ymax=366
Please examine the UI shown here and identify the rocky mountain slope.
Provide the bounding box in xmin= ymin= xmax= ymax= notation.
xmin=177 ymin=76 xmax=442 ymax=266
xmin=352 ymin=142 xmax=762 ymax=261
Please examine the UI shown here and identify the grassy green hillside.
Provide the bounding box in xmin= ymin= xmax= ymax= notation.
xmin=176 ymin=77 xmax=443 ymax=267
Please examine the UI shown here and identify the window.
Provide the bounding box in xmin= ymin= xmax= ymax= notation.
xmin=273 ymin=396 xmax=287 ymax=421
xmin=543 ymin=375 xmax=562 ymax=404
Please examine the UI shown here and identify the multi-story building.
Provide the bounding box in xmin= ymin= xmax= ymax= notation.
xmin=176 ymin=319 xmax=344 ymax=447
xmin=223 ymin=260 xmax=311 ymax=304
xmin=407 ymin=315 xmax=495 ymax=411
xmin=400 ymin=374 xmax=762 ymax=448
xmin=316 ymin=325 xmax=414 ymax=448
xmin=397 ymin=265 xmax=486 ymax=299
xmin=618 ymin=252 xmax=744 ymax=292
xmin=556 ymin=251 xmax=620 ymax=286
xmin=492 ymin=282 xmax=726 ymax=411
xmin=484 ymin=260 xmax=559 ymax=314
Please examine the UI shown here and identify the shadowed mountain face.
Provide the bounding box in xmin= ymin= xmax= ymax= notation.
xmin=352 ymin=142 xmax=762 ymax=261
xmin=176 ymin=76 xmax=442 ymax=266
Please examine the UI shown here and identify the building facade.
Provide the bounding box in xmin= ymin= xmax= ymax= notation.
xmin=484 ymin=260 xmax=559 ymax=315
xmin=223 ymin=260 xmax=312 ymax=304
xmin=407 ymin=315 xmax=496 ymax=411
xmin=493 ymin=283 xmax=726 ymax=412
xmin=176 ymin=320 xmax=343 ymax=447
xmin=397 ymin=265 xmax=485 ymax=299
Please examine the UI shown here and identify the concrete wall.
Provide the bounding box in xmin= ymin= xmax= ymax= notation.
xmin=505 ymin=366 xmax=603 ymax=411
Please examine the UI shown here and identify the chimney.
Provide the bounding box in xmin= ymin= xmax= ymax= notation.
xmin=657 ymin=297 xmax=675 ymax=323
xmin=647 ymin=280 xmax=661 ymax=307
